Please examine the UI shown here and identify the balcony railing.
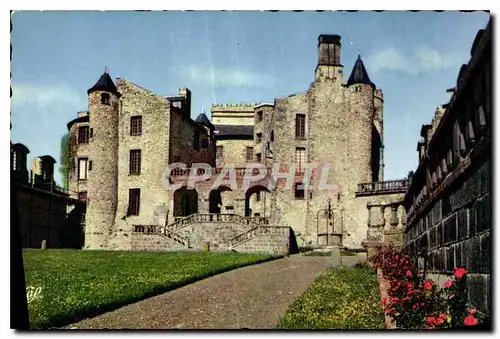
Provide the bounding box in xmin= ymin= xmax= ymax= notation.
xmin=356 ymin=179 xmax=410 ymax=196
xmin=169 ymin=167 xmax=266 ymax=177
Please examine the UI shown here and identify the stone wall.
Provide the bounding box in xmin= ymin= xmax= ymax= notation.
xmin=403 ymin=21 xmax=491 ymax=316
xmin=171 ymin=220 xmax=255 ymax=251
xmin=130 ymin=232 xmax=188 ymax=251
xmin=211 ymin=103 xmax=256 ymax=125
xmin=215 ymin=138 xmax=253 ymax=168
xmin=231 ymin=232 xmax=290 ymax=255
xmin=109 ymin=78 xmax=172 ymax=250
xmin=15 ymin=184 xmax=83 ymax=249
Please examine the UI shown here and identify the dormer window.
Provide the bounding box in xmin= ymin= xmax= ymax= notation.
xmin=101 ymin=93 xmax=110 ymax=105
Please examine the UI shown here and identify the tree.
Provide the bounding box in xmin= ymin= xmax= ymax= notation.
xmin=59 ymin=132 xmax=70 ymax=188
xmin=407 ymin=170 xmax=415 ymax=179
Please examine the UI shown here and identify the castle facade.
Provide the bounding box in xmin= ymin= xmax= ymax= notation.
xmin=67 ymin=34 xmax=408 ymax=253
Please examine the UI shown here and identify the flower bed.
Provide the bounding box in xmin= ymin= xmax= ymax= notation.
xmin=370 ymin=244 xmax=486 ymax=329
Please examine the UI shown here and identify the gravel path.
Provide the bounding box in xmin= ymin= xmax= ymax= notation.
xmin=68 ymin=254 xmax=334 ymax=329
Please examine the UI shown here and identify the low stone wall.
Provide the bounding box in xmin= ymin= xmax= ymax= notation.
xmin=173 ymin=221 xmax=254 ymax=251
xmin=130 ymin=233 xmax=188 ymax=251
xmin=232 ymin=228 xmax=290 ymax=255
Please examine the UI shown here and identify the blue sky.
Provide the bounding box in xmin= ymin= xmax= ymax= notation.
xmin=11 ymin=11 xmax=490 ymax=185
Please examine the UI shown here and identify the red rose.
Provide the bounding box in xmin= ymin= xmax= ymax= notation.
xmin=412 ymin=304 xmax=417 ymax=309
xmin=454 ymin=267 xmax=468 ymax=279
xmin=385 ymin=307 xmax=393 ymax=314
xmin=423 ymin=280 xmax=433 ymax=289
xmin=426 ymin=316 xmax=436 ymax=325
xmin=468 ymin=308 xmax=477 ymax=315
xmin=406 ymin=270 xmax=413 ymax=277
xmin=406 ymin=282 xmax=413 ymax=289
xmin=464 ymin=315 xmax=478 ymax=326
xmin=444 ymin=280 xmax=454 ymax=288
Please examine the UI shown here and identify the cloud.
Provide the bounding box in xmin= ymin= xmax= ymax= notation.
xmin=11 ymin=83 xmax=81 ymax=108
xmin=367 ymin=46 xmax=462 ymax=75
xmin=184 ymin=65 xmax=277 ymax=88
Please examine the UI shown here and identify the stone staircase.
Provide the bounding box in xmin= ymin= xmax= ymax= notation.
xmin=132 ymin=214 xmax=289 ymax=254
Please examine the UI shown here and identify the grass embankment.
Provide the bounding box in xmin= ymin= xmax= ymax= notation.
xmin=278 ymin=265 xmax=385 ymax=329
xmin=22 ymin=249 xmax=278 ymax=329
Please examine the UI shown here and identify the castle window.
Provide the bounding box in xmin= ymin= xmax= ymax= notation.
xmin=216 ymin=146 xmax=224 ymax=161
xmin=78 ymin=158 xmax=88 ymax=180
xmin=78 ymin=126 xmax=89 ymax=144
xmin=130 ymin=116 xmax=142 ymax=136
xmin=88 ymin=160 xmax=93 ymax=171
xmin=256 ymin=192 xmax=261 ymax=201
xmin=246 ymin=147 xmax=254 ymax=162
xmin=78 ymin=191 xmax=87 ymax=201
xmin=256 ymin=153 xmax=262 ymax=163
xmin=295 ymin=182 xmax=305 ymax=199
xmin=101 ymin=93 xmax=110 ymax=105
xmin=193 ymin=130 xmax=200 ymax=151
xmin=128 ymin=188 xmax=141 ymax=216
xmin=129 ymin=150 xmax=141 ymax=175
xmin=296 ymin=114 xmax=306 ymax=139
xmin=256 ymin=133 xmax=262 ymax=144
xmin=89 ymin=128 xmax=94 ymax=139
xmin=257 ymin=110 xmax=263 ymax=122
xmin=295 ymin=147 xmax=306 ymax=173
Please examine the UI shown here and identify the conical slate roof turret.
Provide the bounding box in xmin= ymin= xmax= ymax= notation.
xmin=195 ymin=113 xmax=214 ymax=129
xmin=346 ymin=55 xmax=375 ymax=90
xmin=87 ymin=69 xmax=119 ymax=95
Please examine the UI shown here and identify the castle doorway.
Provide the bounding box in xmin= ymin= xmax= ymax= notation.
xmin=209 ymin=186 xmax=233 ymax=214
xmin=173 ymin=187 xmax=198 ymax=218
xmin=244 ymin=185 xmax=271 ymax=219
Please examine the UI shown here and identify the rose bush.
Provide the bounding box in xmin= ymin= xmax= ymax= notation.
xmin=370 ymin=244 xmax=484 ymax=329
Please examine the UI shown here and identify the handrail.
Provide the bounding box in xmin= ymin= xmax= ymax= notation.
xmin=132 ymin=224 xmax=190 ymax=247
xmin=356 ymin=179 xmax=410 ymax=195
xmin=166 ymin=213 xmax=267 ymax=233
xmin=169 ymin=167 xmax=269 ymax=177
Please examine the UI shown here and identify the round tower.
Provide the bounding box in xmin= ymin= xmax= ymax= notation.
xmin=85 ymin=70 xmax=120 ymax=249
xmin=374 ymin=89 xmax=384 ymax=182
xmin=345 ymin=55 xmax=375 ymax=186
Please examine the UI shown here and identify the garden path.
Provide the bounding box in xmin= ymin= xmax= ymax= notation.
xmin=68 ymin=254 xmax=334 ymax=329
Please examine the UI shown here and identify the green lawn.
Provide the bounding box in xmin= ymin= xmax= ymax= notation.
xmin=278 ymin=266 xmax=385 ymax=329
xmin=22 ymin=249 xmax=278 ymax=329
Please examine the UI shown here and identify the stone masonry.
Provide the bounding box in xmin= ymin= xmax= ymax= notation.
xmin=67 ymin=33 xmax=410 ymax=254
xmin=403 ymin=21 xmax=491 ymax=316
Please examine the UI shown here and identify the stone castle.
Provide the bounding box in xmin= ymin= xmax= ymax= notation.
xmin=67 ymin=34 xmax=409 ymax=254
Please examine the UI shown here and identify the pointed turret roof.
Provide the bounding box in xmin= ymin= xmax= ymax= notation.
xmin=87 ymin=69 xmax=119 ymax=95
xmin=195 ymin=113 xmax=214 ymax=129
xmin=346 ymin=55 xmax=375 ymax=90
